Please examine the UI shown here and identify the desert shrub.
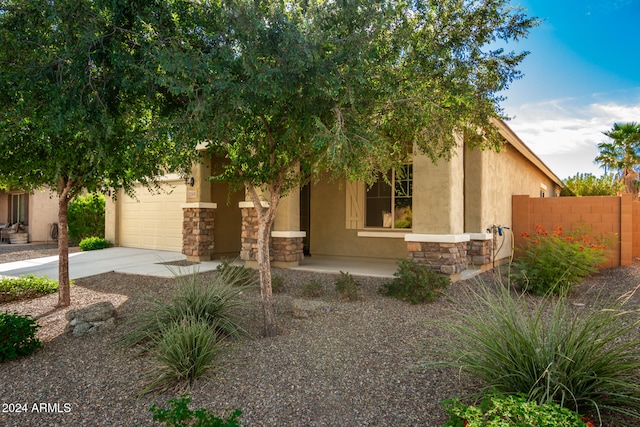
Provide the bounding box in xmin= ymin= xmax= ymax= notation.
xmin=513 ymin=225 xmax=608 ymax=296
xmin=0 ymin=274 xmax=58 ymax=303
xmin=301 ymin=280 xmax=323 ymax=298
xmin=119 ymin=269 xmax=247 ymax=348
xmin=142 ymin=318 xmax=224 ymax=394
xmin=432 ymin=281 xmax=640 ymax=419
xmin=141 ymin=394 xmax=242 ymax=427
xmin=271 ymin=275 xmax=285 ymax=293
xmin=335 ymin=271 xmax=360 ymax=301
xmin=79 ymin=236 xmax=110 ymax=251
xmin=0 ymin=312 xmax=42 ymax=362
xmin=443 ymin=392 xmax=593 ymax=427
xmin=68 ymin=193 xmax=105 ymax=243
xmin=215 ymin=258 xmax=258 ymax=288
xmin=380 ymin=258 xmax=449 ymax=304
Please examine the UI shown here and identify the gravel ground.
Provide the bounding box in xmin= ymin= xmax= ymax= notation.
xmin=0 ymin=246 xmax=639 ymax=426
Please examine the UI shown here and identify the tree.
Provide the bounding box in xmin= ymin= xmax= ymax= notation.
xmin=595 ymin=122 xmax=640 ymax=199
xmin=0 ymin=0 xmax=196 ymax=307
xmin=146 ymin=0 xmax=537 ymax=337
xmin=560 ymin=173 xmax=625 ymax=196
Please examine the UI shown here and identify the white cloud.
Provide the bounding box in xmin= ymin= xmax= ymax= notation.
xmin=503 ymin=98 xmax=640 ymax=179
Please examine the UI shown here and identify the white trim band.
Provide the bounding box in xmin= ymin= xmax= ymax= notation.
xmin=404 ymin=233 xmax=471 ymax=243
xmin=181 ymin=203 xmax=217 ymax=209
xmin=238 ymin=201 xmax=270 ymax=208
xmin=357 ymin=231 xmax=408 ymax=239
xmin=467 ymin=233 xmax=492 ymax=241
xmin=271 ymin=231 xmax=307 ymax=238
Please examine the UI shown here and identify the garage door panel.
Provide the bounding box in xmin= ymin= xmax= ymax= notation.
xmin=119 ymin=181 xmax=185 ymax=252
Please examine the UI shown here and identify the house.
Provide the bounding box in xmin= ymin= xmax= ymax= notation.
xmin=105 ymin=118 xmax=562 ymax=278
xmin=0 ymin=187 xmax=59 ymax=243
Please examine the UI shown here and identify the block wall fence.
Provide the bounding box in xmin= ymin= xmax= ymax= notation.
xmin=512 ymin=194 xmax=639 ymax=269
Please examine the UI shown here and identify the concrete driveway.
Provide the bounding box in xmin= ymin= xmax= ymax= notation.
xmin=0 ymin=246 xmax=397 ymax=280
xmin=0 ymin=247 xmax=220 ymax=280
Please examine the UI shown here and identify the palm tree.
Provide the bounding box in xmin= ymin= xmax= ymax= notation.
xmin=594 ymin=122 xmax=640 ymax=199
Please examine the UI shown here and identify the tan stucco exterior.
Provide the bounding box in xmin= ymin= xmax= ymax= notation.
xmin=0 ymin=187 xmax=58 ymax=243
xmin=108 ymin=119 xmax=563 ymax=272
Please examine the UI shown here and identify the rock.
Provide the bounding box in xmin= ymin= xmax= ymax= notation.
xmin=290 ymin=299 xmax=330 ymax=319
xmin=65 ymin=301 xmax=117 ymax=337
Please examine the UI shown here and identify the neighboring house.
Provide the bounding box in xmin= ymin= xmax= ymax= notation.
xmin=0 ymin=187 xmax=59 ymax=243
xmin=105 ymin=118 xmax=562 ymax=278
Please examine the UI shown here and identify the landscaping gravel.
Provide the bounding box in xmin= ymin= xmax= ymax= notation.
xmin=1 ymin=246 xmax=639 ymax=426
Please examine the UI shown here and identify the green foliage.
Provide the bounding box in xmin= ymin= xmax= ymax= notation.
xmin=68 ymin=194 xmax=106 ymax=243
xmin=142 ymin=319 xmax=224 ymax=394
xmin=0 ymin=312 xmax=42 ymax=362
xmin=380 ymin=259 xmax=449 ymax=304
xmin=432 ymin=281 xmax=640 ymax=419
xmin=335 ymin=271 xmax=360 ymax=301
xmin=271 ymin=275 xmax=285 ymax=294
xmin=0 ymin=274 xmax=59 ymax=303
xmin=79 ymin=237 xmax=111 ymax=251
xmin=442 ymin=392 xmax=591 ymax=427
xmin=301 ymin=280 xmax=324 ymax=298
xmin=513 ymin=225 xmax=608 ymax=296
xmin=142 ymin=394 xmax=242 ymax=427
xmin=119 ymin=269 xmax=247 ymax=349
xmin=215 ymin=258 xmax=258 ymax=288
xmin=561 ymin=173 xmax=625 ymax=196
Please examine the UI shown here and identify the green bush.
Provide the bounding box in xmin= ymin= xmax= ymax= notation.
xmin=513 ymin=225 xmax=608 ymax=296
xmin=561 ymin=172 xmax=625 ymax=196
xmin=443 ymin=392 xmax=592 ymax=427
xmin=301 ymin=280 xmax=323 ymax=298
xmin=0 ymin=312 xmax=42 ymax=362
xmin=432 ymin=280 xmax=640 ymax=419
xmin=271 ymin=275 xmax=285 ymax=293
xmin=335 ymin=271 xmax=360 ymax=301
xmin=120 ymin=269 xmax=247 ymax=348
xmin=215 ymin=258 xmax=258 ymax=288
xmin=380 ymin=258 xmax=449 ymax=304
xmin=79 ymin=236 xmax=111 ymax=251
xmin=68 ymin=193 xmax=105 ymax=244
xmin=0 ymin=274 xmax=59 ymax=303
xmin=141 ymin=394 xmax=242 ymax=427
xmin=142 ymin=319 xmax=223 ymax=394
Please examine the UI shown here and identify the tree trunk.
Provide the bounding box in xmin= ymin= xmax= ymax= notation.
xmin=256 ymin=217 xmax=277 ymax=337
xmin=56 ymin=193 xmax=71 ymax=307
xmin=246 ymin=183 xmax=281 ymax=338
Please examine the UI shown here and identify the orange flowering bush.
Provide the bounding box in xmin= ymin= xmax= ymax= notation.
xmin=513 ymin=224 xmax=609 ymax=296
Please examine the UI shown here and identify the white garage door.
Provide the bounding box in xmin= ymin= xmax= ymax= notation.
xmin=119 ymin=179 xmax=185 ymax=252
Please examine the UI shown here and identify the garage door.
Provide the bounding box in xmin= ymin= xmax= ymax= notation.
xmin=119 ymin=179 xmax=185 ymax=252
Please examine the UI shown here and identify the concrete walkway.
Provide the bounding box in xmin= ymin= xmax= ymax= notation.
xmin=0 ymin=247 xmax=397 ymax=280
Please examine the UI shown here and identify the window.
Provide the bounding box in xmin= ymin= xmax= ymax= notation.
xmin=365 ymin=164 xmax=412 ymax=228
xmin=10 ymin=193 xmax=27 ymax=225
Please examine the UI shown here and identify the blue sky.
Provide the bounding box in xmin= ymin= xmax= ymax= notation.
xmin=499 ymin=0 xmax=640 ymax=180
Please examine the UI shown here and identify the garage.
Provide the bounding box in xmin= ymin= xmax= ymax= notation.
xmin=118 ymin=178 xmax=185 ymax=252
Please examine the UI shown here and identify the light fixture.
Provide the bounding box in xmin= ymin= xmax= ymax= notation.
xmin=185 ymin=177 xmax=195 ymax=187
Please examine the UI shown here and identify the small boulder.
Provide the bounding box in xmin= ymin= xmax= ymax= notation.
xmin=290 ymin=299 xmax=330 ymax=319
xmin=65 ymin=301 xmax=117 ymax=337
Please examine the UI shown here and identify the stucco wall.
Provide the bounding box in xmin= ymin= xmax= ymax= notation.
xmin=309 ymin=178 xmax=407 ymax=259
xmin=29 ymin=189 xmax=58 ymax=243
xmin=465 ymin=144 xmax=561 ymax=261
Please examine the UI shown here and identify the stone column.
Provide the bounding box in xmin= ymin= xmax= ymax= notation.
xmin=239 ymin=192 xmax=306 ymax=268
xmin=182 ymin=202 xmax=217 ymax=262
xmin=272 ymin=189 xmax=305 ymax=267
xmin=181 ymin=158 xmax=216 ymax=262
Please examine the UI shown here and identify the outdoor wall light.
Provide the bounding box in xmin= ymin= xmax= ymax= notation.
xmin=185 ymin=177 xmax=195 ymax=187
